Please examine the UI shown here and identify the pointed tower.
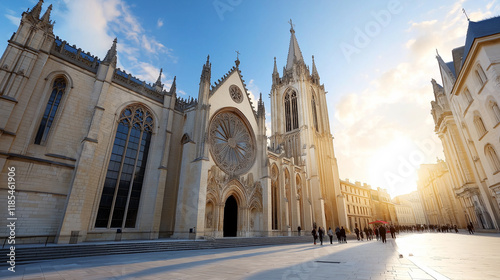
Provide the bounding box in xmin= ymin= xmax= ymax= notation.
xmin=0 ymin=0 xmax=55 ymax=132
xmin=270 ymin=22 xmax=347 ymax=230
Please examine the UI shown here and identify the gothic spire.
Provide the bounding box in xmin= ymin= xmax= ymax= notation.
xmin=155 ymin=68 xmax=163 ymax=86
xmin=273 ymin=57 xmax=278 ymax=75
xmin=258 ymin=92 xmax=265 ymax=117
xmin=201 ymin=55 xmax=211 ymax=82
xmin=285 ymin=19 xmax=305 ymax=70
xmin=103 ymin=38 xmax=117 ymax=65
xmin=311 ymin=55 xmax=319 ymax=81
xmin=40 ymin=4 xmax=52 ymax=23
xmin=29 ymin=0 xmax=44 ymax=20
xmin=170 ymin=76 xmax=177 ymax=95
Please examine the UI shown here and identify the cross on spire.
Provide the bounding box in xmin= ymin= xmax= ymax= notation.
xmin=235 ymin=50 xmax=240 ymax=60
xmin=288 ymin=19 xmax=295 ymax=32
xmin=462 ymin=8 xmax=470 ymax=21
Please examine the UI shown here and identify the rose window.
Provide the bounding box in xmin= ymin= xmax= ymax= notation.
xmin=209 ymin=111 xmax=256 ymax=175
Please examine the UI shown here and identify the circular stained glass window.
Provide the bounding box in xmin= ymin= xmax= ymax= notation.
xmin=209 ymin=111 xmax=256 ymax=176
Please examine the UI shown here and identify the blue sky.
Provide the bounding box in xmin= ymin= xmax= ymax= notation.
xmin=1 ymin=0 xmax=499 ymax=197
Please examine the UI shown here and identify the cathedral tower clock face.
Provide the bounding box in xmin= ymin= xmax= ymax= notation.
xmin=209 ymin=110 xmax=256 ymax=176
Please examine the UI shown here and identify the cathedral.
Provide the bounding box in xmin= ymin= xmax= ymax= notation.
xmin=0 ymin=1 xmax=347 ymax=243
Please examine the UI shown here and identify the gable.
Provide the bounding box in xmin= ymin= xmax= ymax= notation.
xmin=208 ymin=68 xmax=258 ymax=129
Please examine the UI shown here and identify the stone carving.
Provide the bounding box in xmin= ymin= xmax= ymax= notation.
xmin=209 ymin=111 xmax=255 ymax=176
xmin=229 ymin=85 xmax=243 ymax=103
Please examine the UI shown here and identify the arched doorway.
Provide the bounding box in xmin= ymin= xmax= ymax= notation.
xmin=224 ymin=195 xmax=238 ymax=237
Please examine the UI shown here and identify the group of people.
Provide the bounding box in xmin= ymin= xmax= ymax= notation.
xmin=311 ymin=226 xmax=348 ymax=245
xmin=311 ymin=224 xmax=398 ymax=245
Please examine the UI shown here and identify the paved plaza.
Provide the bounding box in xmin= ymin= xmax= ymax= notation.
xmin=1 ymin=232 xmax=499 ymax=280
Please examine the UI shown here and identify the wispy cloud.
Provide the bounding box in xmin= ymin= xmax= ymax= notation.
xmin=55 ymin=0 xmax=173 ymax=85
xmin=332 ymin=0 xmax=497 ymax=197
xmin=4 ymin=9 xmax=20 ymax=26
xmin=157 ymin=18 xmax=164 ymax=28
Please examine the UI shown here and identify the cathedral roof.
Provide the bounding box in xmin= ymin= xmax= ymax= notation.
xmin=285 ymin=22 xmax=304 ymax=70
xmin=462 ymin=16 xmax=500 ymax=65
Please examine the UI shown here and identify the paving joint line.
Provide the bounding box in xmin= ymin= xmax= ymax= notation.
xmin=391 ymin=239 xmax=450 ymax=280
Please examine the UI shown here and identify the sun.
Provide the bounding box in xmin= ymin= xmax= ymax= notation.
xmin=367 ymin=136 xmax=420 ymax=198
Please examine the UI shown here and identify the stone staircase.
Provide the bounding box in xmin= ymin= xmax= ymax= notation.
xmin=1 ymin=236 xmax=316 ymax=265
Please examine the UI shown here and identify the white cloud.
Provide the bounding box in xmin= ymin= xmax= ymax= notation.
xmin=157 ymin=18 xmax=164 ymax=28
xmin=4 ymin=12 xmax=20 ymax=26
xmin=332 ymin=0 xmax=495 ymax=197
xmin=54 ymin=0 xmax=173 ymax=85
xmin=245 ymin=79 xmax=260 ymax=109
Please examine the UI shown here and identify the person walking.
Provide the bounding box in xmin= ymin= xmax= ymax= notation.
xmin=297 ymin=226 xmax=301 ymax=236
xmin=318 ymin=227 xmax=324 ymax=245
xmin=354 ymin=226 xmax=360 ymax=241
xmin=374 ymin=226 xmax=379 ymax=241
xmin=340 ymin=226 xmax=347 ymax=243
xmin=328 ymin=227 xmax=334 ymax=244
xmin=380 ymin=225 xmax=387 ymax=243
xmin=335 ymin=226 xmax=341 ymax=243
xmin=311 ymin=228 xmax=318 ymax=245
xmin=390 ymin=225 xmax=396 ymax=239
xmin=467 ymin=222 xmax=474 ymax=234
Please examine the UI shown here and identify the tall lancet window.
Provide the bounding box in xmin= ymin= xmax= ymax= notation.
xmin=95 ymin=104 xmax=154 ymax=228
xmin=312 ymin=94 xmax=319 ymax=132
xmin=291 ymin=91 xmax=299 ymax=130
xmin=285 ymin=93 xmax=291 ymax=132
xmin=485 ymin=144 xmax=500 ymax=173
xmin=271 ymin=165 xmax=279 ymax=230
xmin=285 ymin=90 xmax=299 ymax=132
xmin=34 ymin=78 xmax=66 ymax=145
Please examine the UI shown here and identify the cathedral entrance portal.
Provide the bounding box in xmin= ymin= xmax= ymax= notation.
xmin=223 ymin=195 xmax=238 ymax=237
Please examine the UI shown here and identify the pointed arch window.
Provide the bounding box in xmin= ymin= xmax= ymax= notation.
xmin=463 ymin=88 xmax=473 ymax=105
xmin=489 ymin=101 xmax=500 ymax=125
xmin=473 ymin=113 xmax=487 ymax=139
xmin=485 ymin=144 xmax=500 ymax=173
xmin=95 ymin=104 xmax=154 ymax=228
xmin=34 ymin=78 xmax=66 ymax=145
xmin=312 ymin=94 xmax=319 ymax=132
xmin=475 ymin=64 xmax=487 ymax=86
xmin=271 ymin=166 xmax=279 ymax=230
xmin=291 ymin=92 xmax=299 ymax=130
xmin=284 ymin=93 xmax=291 ymax=132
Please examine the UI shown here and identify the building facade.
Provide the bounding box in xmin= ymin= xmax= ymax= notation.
xmin=370 ymin=187 xmax=397 ymax=224
xmin=0 ymin=2 xmax=348 ymax=243
xmin=417 ymin=162 xmax=468 ymax=227
xmin=340 ymin=179 xmax=372 ymax=231
xmin=431 ymin=16 xmax=500 ymax=230
xmin=394 ymin=191 xmax=427 ymax=226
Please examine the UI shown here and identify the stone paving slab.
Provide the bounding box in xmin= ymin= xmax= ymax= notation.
xmin=1 ymin=232 xmax=499 ymax=279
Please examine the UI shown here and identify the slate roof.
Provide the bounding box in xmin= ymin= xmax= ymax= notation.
xmin=462 ymin=16 xmax=500 ymax=65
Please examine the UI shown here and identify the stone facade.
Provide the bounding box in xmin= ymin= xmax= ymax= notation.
xmin=0 ymin=2 xmax=347 ymax=243
xmin=340 ymin=179 xmax=372 ymax=231
xmin=394 ymin=191 xmax=427 ymax=226
xmin=431 ymin=16 xmax=500 ymax=230
xmin=417 ymin=162 xmax=468 ymax=227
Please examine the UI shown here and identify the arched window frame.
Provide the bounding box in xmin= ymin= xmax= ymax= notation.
xmin=271 ymin=165 xmax=279 ymax=230
xmin=463 ymin=88 xmax=473 ymax=106
xmin=488 ymin=100 xmax=500 ymax=126
xmin=284 ymin=92 xmax=291 ymax=132
xmin=95 ymin=103 xmax=154 ymax=229
xmin=473 ymin=113 xmax=488 ymax=139
xmin=291 ymin=91 xmax=299 ymax=130
xmin=284 ymin=90 xmax=299 ymax=132
xmin=475 ymin=64 xmax=487 ymax=87
xmin=34 ymin=77 xmax=67 ymax=145
xmin=485 ymin=144 xmax=500 ymax=174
